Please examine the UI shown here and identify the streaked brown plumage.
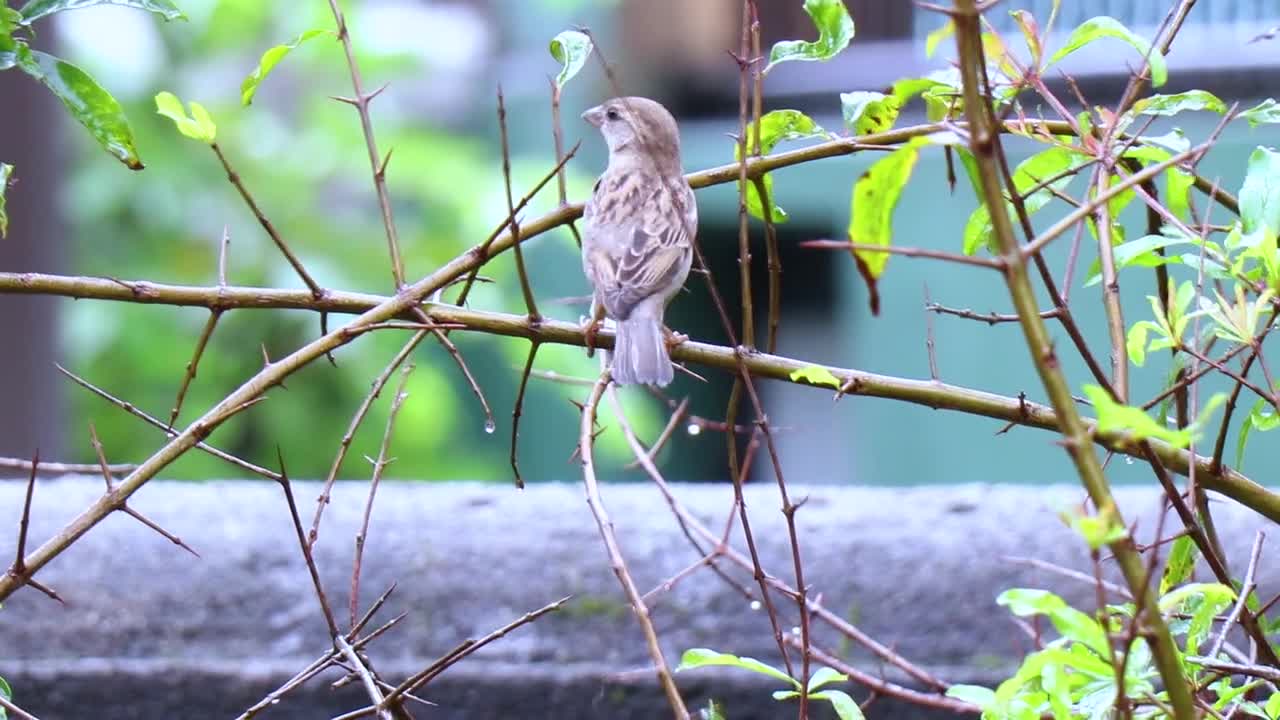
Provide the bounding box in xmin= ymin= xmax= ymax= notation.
xmin=581 ymin=97 xmax=696 ymax=387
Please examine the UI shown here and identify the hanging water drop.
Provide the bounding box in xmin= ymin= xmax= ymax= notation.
xmin=749 ymin=600 xmax=761 ymax=611
xmin=686 ymin=423 xmax=701 ymax=436
xmin=484 ymin=418 xmax=496 ymax=434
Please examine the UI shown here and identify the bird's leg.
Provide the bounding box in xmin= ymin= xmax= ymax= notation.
xmin=582 ymin=301 xmax=606 ymax=358
xmin=662 ymin=326 xmax=688 ymax=351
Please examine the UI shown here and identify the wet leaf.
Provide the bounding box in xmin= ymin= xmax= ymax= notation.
xmin=19 ymin=49 xmax=142 ymax=169
xmin=240 ymin=29 xmax=328 ymax=106
xmin=19 ymin=0 xmax=184 ymax=25
xmin=1047 ymin=16 xmax=1166 ymax=87
xmin=549 ymin=29 xmax=592 ymax=89
xmin=840 ymin=91 xmax=900 ymax=136
xmin=736 ymin=109 xmax=826 ymax=222
xmin=848 ymin=137 xmax=927 ymax=314
xmin=765 ymin=0 xmax=854 ymax=74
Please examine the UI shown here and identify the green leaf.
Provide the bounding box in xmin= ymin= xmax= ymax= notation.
xmin=747 ymin=175 xmax=787 ymax=222
xmin=789 ymin=365 xmax=841 ymax=389
xmin=1265 ymin=691 xmax=1280 ymax=720
xmin=1047 ymin=16 xmax=1166 ymax=87
xmin=764 ymin=0 xmax=855 ymax=73
xmin=675 ymin=648 xmax=798 ymax=688
xmin=814 ymin=690 xmax=863 ymax=720
xmin=1241 ymin=701 xmax=1270 ymax=719
xmin=240 ymin=29 xmax=328 ymax=106
xmin=1160 ymin=535 xmax=1198 ymax=595
xmin=18 ymin=0 xmax=184 ymax=25
xmin=925 ymin=19 xmax=953 ymax=59
xmin=807 ymin=667 xmax=847 ymax=691
xmin=1239 ymin=147 xmax=1280 ymax=236
xmin=0 ymin=163 xmax=11 ymax=239
xmin=19 ymin=49 xmax=142 ymax=169
xmin=1083 ymin=233 xmax=1186 ymax=287
xmin=1084 ymin=383 xmax=1193 ymax=447
xmin=0 ymin=27 xmax=19 ymax=72
xmin=737 ymin=110 xmax=826 ymax=222
xmin=1236 ymin=397 xmax=1280 ymax=470
xmin=1126 ymin=321 xmax=1156 ymax=367
xmin=1168 ymin=167 xmax=1193 ymax=221
xmin=964 ymin=145 xmax=1083 ymax=255
xmin=154 ymin=91 xmax=216 ymax=144
xmin=1241 ymin=99 xmax=1280 ymax=128
xmin=840 ymin=91 xmax=900 ymax=136
xmin=0 ymin=675 xmax=9 ymax=720
xmin=1059 ymin=505 xmax=1128 ymax=550
xmin=998 ymin=588 xmax=1111 ymax=659
xmin=703 ymin=699 xmax=727 ymax=720
xmin=773 ymin=690 xmax=863 ymax=720
xmin=0 ymin=6 xmax=20 ymax=35
xmin=1200 ymin=286 xmax=1274 ymax=345
xmin=848 ymin=137 xmax=927 ymax=314
xmin=747 ymin=110 xmax=827 ymax=154
xmin=549 ymin=30 xmax=592 ymax=89
xmin=945 ymin=684 xmax=995 ymax=709
xmin=1010 ymin=10 xmax=1042 ymax=66
xmin=1130 ymin=90 xmax=1226 ymax=117
xmin=1160 ymin=583 xmax=1234 ymax=655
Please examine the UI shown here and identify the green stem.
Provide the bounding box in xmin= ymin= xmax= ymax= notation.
xmin=951 ymin=2 xmax=1197 ymax=718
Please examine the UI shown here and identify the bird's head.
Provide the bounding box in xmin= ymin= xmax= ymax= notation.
xmin=582 ymin=96 xmax=682 ymax=172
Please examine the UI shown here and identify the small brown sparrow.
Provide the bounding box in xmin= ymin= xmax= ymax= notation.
xmin=581 ymin=97 xmax=696 ymax=387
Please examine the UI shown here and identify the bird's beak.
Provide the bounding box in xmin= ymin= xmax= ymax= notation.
xmin=581 ymin=105 xmax=605 ymax=128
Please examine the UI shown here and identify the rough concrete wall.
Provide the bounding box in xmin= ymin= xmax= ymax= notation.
xmin=0 ymin=479 xmax=1274 ymax=719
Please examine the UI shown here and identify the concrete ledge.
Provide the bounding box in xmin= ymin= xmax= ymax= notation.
xmin=0 ymin=479 xmax=1274 ymax=719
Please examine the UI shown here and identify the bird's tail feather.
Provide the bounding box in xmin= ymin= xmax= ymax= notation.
xmin=611 ymin=317 xmax=673 ymax=387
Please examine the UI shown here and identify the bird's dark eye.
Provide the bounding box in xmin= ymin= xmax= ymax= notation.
xmin=605 ymin=108 xmax=621 ymax=121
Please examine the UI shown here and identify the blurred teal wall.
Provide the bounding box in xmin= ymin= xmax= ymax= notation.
xmin=679 ymin=113 xmax=1280 ymax=486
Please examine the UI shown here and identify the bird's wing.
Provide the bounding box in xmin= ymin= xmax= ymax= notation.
xmin=587 ymin=178 xmax=693 ymax=320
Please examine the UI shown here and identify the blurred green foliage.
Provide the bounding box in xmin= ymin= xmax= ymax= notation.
xmin=44 ymin=0 xmax=662 ymax=481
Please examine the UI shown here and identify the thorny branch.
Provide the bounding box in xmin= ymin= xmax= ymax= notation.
xmin=7 ymin=3 xmax=1280 ymax=718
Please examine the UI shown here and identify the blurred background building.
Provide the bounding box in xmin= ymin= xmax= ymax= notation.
xmin=2 ymin=0 xmax=1279 ymax=486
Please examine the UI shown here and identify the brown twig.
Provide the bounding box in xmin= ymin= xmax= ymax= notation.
xmin=10 ymin=452 xmax=37 ymax=577
xmin=0 ymin=457 xmax=134 ymax=475
xmin=273 ymin=449 xmax=339 ymax=639
xmin=624 ymin=396 xmax=689 ymax=470
xmin=347 ymin=595 xmax=572 ymax=717
xmin=496 ymin=87 xmax=540 ymax=322
xmin=609 ymin=379 xmax=948 ymax=692
xmin=1206 ymin=531 xmax=1263 ymax=661
xmin=802 ymin=239 xmax=1005 ymax=270
xmin=1186 ymin=657 xmax=1280 ymax=683
xmin=748 ymin=6 xmax=782 ymax=355
xmin=56 ymin=363 xmax=281 ymax=481
xmin=794 ymin=641 xmax=975 ymax=714
xmin=509 ymin=341 xmax=539 ymax=488
xmin=349 ymin=363 xmax=413 ymax=630
xmin=88 ymin=424 xmax=199 ymax=558
xmin=927 ymin=302 xmax=1057 ymax=324
xmin=578 ymin=371 xmax=688 ymax=719
xmin=236 ymin=598 xmax=405 ymax=719
xmin=335 ymin=634 xmax=393 ymax=720
xmin=0 ymin=694 xmax=40 ymax=720
xmin=167 ymin=310 xmax=222 ymax=428
xmin=1092 ymin=168 xmax=1128 ymax=401
xmin=327 ymin=0 xmax=405 ymax=289
xmin=210 ymin=142 xmax=323 ymax=297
